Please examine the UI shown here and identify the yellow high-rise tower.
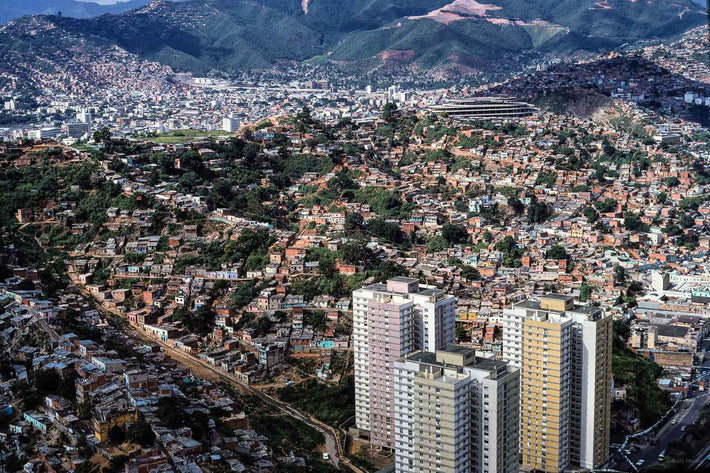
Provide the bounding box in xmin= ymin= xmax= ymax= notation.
xmin=504 ymin=294 xmax=612 ymax=472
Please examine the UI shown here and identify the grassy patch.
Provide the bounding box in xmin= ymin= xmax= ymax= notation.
xmin=251 ymin=412 xmax=323 ymax=453
xmin=147 ymin=129 xmax=233 ymax=144
xmin=276 ymin=376 xmax=355 ymax=427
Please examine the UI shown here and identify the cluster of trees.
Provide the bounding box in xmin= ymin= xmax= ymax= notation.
xmin=535 ymin=172 xmax=557 ymax=188
xmin=612 ymin=319 xmax=671 ymax=428
xmin=425 ymin=224 xmax=471 ymax=253
xmin=173 ymin=305 xmax=216 ymax=335
xmin=173 ymin=228 xmax=276 ymax=275
xmin=624 ymin=212 xmax=650 ymax=233
xmin=285 ymin=239 xmax=405 ymax=301
xmin=11 ymin=369 xmax=77 ymax=411
xmin=526 ymin=196 xmax=551 ymax=224
xmin=277 ymin=377 xmax=355 ymax=427
xmin=353 ymin=186 xmax=412 ymax=219
xmin=366 ymin=218 xmax=407 ymax=246
xmin=107 ymin=420 xmax=155 ymax=447
xmin=155 ymin=396 xmax=217 ymax=441
xmin=441 ymin=224 xmax=470 ymax=245
xmin=545 ymin=244 xmax=569 ymax=261
xmin=494 ymin=236 xmax=525 ymax=268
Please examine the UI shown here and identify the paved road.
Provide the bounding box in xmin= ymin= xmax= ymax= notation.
xmin=611 ymin=393 xmax=708 ymax=471
xmin=692 ymin=443 xmax=710 ymax=470
xmin=68 ymin=280 xmax=365 ymax=472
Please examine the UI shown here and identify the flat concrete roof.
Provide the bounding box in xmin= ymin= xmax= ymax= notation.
xmin=389 ymin=276 xmax=418 ymax=283
xmin=440 ymin=344 xmax=475 ymax=355
xmin=542 ymin=294 xmax=575 ymax=301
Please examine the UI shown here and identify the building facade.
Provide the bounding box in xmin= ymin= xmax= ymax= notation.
xmin=352 ymin=277 xmax=455 ymax=449
xmin=394 ymin=346 xmax=520 ymax=473
xmin=502 ymin=294 xmax=612 ymax=472
xmin=222 ymin=116 xmax=240 ymax=133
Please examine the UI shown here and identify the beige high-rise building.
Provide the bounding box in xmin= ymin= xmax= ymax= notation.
xmin=503 ymin=294 xmax=612 ymax=473
xmin=394 ymin=346 xmax=520 ymax=473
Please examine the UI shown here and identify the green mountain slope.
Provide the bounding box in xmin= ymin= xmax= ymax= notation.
xmin=0 ymin=0 xmax=705 ymax=75
xmin=0 ymin=0 xmax=154 ymax=24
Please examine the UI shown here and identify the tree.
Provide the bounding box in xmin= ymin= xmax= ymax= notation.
xmin=494 ymin=236 xmax=516 ymax=253
xmin=367 ymin=219 xmax=405 ymax=245
xmin=441 ymin=224 xmax=470 ymax=246
xmin=579 ymin=281 xmax=593 ymax=302
xmin=340 ymin=237 xmax=372 ymax=266
xmin=173 ymin=306 xmax=215 ymax=334
xmin=157 ymin=397 xmax=184 ymax=429
xmin=679 ymin=213 xmax=695 ymax=228
xmin=614 ymin=318 xmax=631 ymax=343
xmin=535 ymin=172 xmax=557 ymax=188
xmin=354 ymin=446 xmax=375 ymax=471
xmin=345 ymin=213 xmax=364 ymax=231
xmin=127 ymin=420 xmax=155 ymax=447
xmin=108 ymin=425 xmax=125 ymax=445
xmin=296 ymin=106 xmax=313 ymax=125
xmin=624 ymin=212 xmax=650 ymax=232
xmin=93 ymin=127 xmax=112 ymax=145
xmin=527 ymin=197 xmax=550 ymax=223
xmin=663 ymin=176 xmax=680 ymax=188
xmin=231 ymin=281 xmax=257 ymax=309
xmin=545 ymin=244 xmax=569 ymax=260
xmin=494 ymin=236 xmax=524 ymax=268
xmin=328 ymin=170 xmax=358 ymax=194
xmin=105 ymin=455 xmax=129 ymax=473
xmin=376 ymin=260 xmax=405 ymax=281
xmin=247 ymin=315 xmax=273 ymax=337
xmin=583 ymin=206 xmax=599 ymax=223
xmin=460 ymin=265 xmax=480 ymax=281
xmin=507 ymin=197 xmax=525 ymax=214
xmin=594 ymin=198 xmax=618 ymax=213
xmin=329 ymin=148 xmax=345 ymax=165
xmin=381 ymin=102 xmax=399 ymax=123
xmin=614 ymin=264 xmax=626 ymax=284
xmin=77 ymin=402 xmax=93 ymax=420
xmin=456 ymin=325 xmax=468 ymax=341
xmin=426 ymin=236 xmax=448 ymax=253
xmin=11 ymin=380 xmax=41 ymax=410
xmin=16 ymin=278 xmax=35 ymax=290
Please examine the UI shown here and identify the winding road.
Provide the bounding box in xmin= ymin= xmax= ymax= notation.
xmin=67 ymin=275 xmax=365 ymax=472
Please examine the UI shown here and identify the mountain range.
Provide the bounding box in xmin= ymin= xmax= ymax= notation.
xmin=0 ymin=0 xmax=159 ymax=24
xmin=0 ymin=0 xmax=706 ymax=75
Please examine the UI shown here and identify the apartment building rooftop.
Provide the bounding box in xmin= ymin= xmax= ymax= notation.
xmin=403 ymin=345 xmax=508 ymax=374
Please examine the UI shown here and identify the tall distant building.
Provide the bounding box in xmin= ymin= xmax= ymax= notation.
xmin=394 ymin=346 xmax=519 ymax=473
xmin=502 ymin=294 xmax=612 ymax=472
xmin=352 ymin=277 xmax=456 ymax=450
xmin=76 ymin=109 xmax=92 ymax=125
xmin=65 ymin=119 xmax=89 ymax=139
xmin=222 ymin=116 xmax=240 ymax=133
